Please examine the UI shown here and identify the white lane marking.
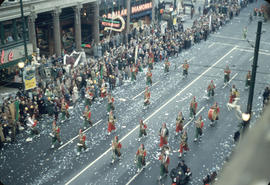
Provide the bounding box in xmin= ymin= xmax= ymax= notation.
xmin=58 ymin=119 xmax=102 ymax=150
xmin=222 ymin=73 xmax=238 ymax=89
xmin=64 ymin=47 xmax=236 ymax=185
xmin=208 ymin=43 xmax=215 ymax=48
xmin=212 ymin=42 xmax=270 ymax=53
xmin=125 ymin=162 xmax=151 ymax=185
xmin=132 ymin=81 xmax=159 ymax=100
xmin=183 ymin=107 xmax=205 ymax=129
xmin=236 ymin=48 xmax=270 ymax=56
xmin=249 ymin=56 xmax=254 ymax=61
xmin=213 ymin=35 xmax=270 ymax=45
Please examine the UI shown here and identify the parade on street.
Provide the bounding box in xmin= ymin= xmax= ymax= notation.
xmin=0 ymin=0 xmax=270 ymax=185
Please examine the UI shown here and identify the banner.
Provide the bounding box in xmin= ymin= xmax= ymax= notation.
xmin=23 ymin=66 xmax=37 ymax=90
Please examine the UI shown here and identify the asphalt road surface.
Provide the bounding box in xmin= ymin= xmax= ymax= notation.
xmin=1 ymin=1 xmax=270 ymax=185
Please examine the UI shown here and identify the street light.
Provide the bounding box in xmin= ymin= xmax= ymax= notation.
xmin=242 ymin=112 xmax=251 ymax=122
xmin=18 ymin=61 xmax=25 ymax=69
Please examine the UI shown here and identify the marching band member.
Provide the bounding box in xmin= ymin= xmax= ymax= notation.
xmin=77 ymin=129 xmax=87 ymax=155
xmin=224 ymin=65 xmax=231 ymax=85
xmin=107 ymin=94 xmax=115 ymax=113
xmin=146 ymin=68 xmax=152 ymax=86
xmin=83 ymin=106 xmax=92 ymax=129
xmin=245 ymin=70 xmax=251 ymax=89
xmin=159 ymin=123 xmax=169 ymax=149
xmin=229 ymin=85 xmax=239 ymax=103
xmin=138 ymin=120 xmax=147 ymax=141
xmin=179 ymin=130 xmax=189 ymax=157
xmin=100 ymin=79 xmax=107 ymax=98
xmin=189 ymin=97 xmax=198 ymax=118
xmin=194 ymin=115 xmax=204 ymax=142
xmin=144 ymin=86 xmax=151 ymax=106
xmin=107 ymin=110 xmax=116 ymax=135
xmin=183 ymin=60 xmax=189 ymax=78
xmin=111 ymin=136 xmax=122 ymax=163
xmin=131 ymin=64 xmax=138 ymax=81
xmin=159 ymin=147 xmax=170 ymax=180
xmin=60 ymin=99 xmax=69 ymax=123
xmin=26 ymin=114 xmax=39 ymax=142
xmin=51 ymin=120 xmax=62 ymax=148
xmin=175 ymin=112 xmax=184 ymax=136
xmin=164 ymin=58 xmax=170 ymax=73
xmin=207 ymin=80 xmax=216 ymax=98
xmin=208 ymin=102 xmax=220 ymax=126
xmin=136 ymin=144 xmax=147 ymax=172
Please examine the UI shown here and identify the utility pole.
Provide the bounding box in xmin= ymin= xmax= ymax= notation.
xmin=245 ymin=21 xmax=262 ymax=127
xmin=126 ymin=0 xmax=131 ymax=44
xmin=20 ymin=0 xmax=29 ymax=64
xmin=152 ymin=0 xmax=155 ymax=23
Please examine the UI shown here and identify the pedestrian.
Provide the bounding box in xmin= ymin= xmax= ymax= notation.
xmin=77 ymin=129 xmax=88 ymax=155
xmin=72 ymin=86 xmax=79 ymax=104
xmin=138 ymin=120 xmax=147 ymax=141
xmin=107 ymin=110 xmax=116 ymax=135
xmin=111 ymin=136 xmax=122 ymax=163
xmin=224 ymin=65 xmax=231 ymax=85
xmin=262 ymin=87 xmax=270 ymax=106
xmin=50 ymin=120 xmax=63 ymax=148
xmin=175 ymin=111 xmax=184 ymax=136
xmin=159 ymin=123 xmax=169 ymax=149
xmin=189 ymin=97 xmax=198 ymax=118
xmin=243 ymin=27 xmax=247 ymax=39
xmin=179 ymin=130 xmax=189 ymax=157
xmin=194 ymin=115 xmax=204 ymax=142
xmin=136 ymin=144 xmax=147 ymax=172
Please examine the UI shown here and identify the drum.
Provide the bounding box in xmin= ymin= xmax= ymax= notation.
xmin=208 ymin=108 xmax=217 ymax=121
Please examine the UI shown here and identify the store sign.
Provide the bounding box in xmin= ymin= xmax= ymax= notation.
xmin=103 ymin=2 xmax=152 ymax=19
xmin=103 ymin=16 xmax=126 ymax=32
xmin=0 ymin=49 xmax=14 ymax=64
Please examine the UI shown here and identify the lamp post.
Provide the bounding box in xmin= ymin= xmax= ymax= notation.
xmin=19 ymin=0 xmax=29 ymax=64
xmin=245 ymin=21 xmax=262 ymax=130
xmin=18 ymin=61 xmax=25 ymax=91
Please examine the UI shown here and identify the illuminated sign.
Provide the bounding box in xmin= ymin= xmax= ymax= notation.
xmin=103 ymin=2 xmax=152 ymax=19
xmin=103 ymin=15 xmax=126 ymax=32
xmin=0 ymin=49 xmax=14 ymax=64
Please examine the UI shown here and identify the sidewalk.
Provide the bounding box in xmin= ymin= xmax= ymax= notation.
xmin=0 ymin=87 xmax=18 ymax=104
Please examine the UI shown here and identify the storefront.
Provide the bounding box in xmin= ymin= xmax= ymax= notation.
xmin=0 ymin=43 xmax=33 ymax=85
xmin=99 ymin=0 xmax=153 ymax=37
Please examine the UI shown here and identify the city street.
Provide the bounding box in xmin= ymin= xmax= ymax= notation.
xmin=1 ymin=1 xmax=270 ymax=185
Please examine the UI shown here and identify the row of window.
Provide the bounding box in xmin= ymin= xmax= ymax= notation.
xmin=0 ymin=18 xmax=29 ymax=48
